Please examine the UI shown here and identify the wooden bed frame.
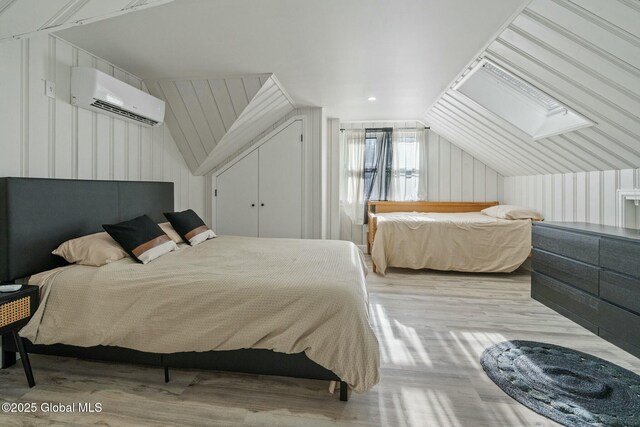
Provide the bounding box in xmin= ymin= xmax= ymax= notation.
xmin=367 ymin=201 xmax=500 ymax=271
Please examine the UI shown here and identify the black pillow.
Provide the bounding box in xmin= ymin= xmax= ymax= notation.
xmin=163 ymin=209 xmax=216 ymax=246
xmin=103 ymin=215 xmax=177 ymax=264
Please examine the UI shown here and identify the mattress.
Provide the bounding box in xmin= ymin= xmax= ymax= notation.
xmin=370 ymin=212 xmax=532 ymax=275
xmin=21 ymin=236 xmax=380 ymax=392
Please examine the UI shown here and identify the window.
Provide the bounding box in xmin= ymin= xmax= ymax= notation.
xmin=363 ymin=128 xmax=427 ymax=203
xmin=391 ymin=131 xmax=422 ymax=201
xmin=339 ymin=126 xmax=428 ymax=226
xmin=454 ymin=59 xmax=594 ymax=140
xmin=362 ymin=129 xmax=393 ymax=222
xmin=363 ymin=130 xmax=391 ymax=200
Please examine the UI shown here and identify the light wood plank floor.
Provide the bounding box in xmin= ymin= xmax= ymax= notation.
xmin=1 ymin=258 xmax=639 ymax=426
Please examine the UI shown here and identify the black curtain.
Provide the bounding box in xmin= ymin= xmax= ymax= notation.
xmin=363 ymin=128 xmax=393 ymax=223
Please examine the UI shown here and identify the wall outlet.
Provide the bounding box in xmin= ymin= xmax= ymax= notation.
xmin=45 ymin=80 xmax=55 ymax=98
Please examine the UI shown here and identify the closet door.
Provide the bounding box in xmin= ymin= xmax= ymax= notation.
xmin=216 ymin=150 xmax=259 ymax=237
xmin=258 ymin=120 xmax=303 ymax=238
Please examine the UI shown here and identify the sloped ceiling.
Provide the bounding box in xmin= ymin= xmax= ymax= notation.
xmin=55 ymin=0 xmax=528 ymax=121
xmin=425 ymin=0 xmax=640 ymax=177
xmin=0 ymin=0 xmax=171 ymax=43
xmin=145 ymin=74 xmax=295 ymax=175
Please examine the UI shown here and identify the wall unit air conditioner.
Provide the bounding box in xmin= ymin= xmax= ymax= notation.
xmin=71 ymin=67 xmax=165 ymax=127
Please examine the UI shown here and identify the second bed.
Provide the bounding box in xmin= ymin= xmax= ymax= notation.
xmin=368 ymin=201 xmax=533 ymax=275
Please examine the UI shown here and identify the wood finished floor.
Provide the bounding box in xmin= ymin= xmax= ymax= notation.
xmin=1 ymin=257 xmax=639 ymax=426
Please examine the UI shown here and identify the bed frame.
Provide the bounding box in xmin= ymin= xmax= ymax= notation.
xmin=367 ymin=200 xmax=500 ymax=271
xmin=0 ymin=177 xmax=348 ymax=401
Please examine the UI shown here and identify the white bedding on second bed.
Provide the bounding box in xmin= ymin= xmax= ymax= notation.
xmin=370 ymin=212 xmax=532 ymax=275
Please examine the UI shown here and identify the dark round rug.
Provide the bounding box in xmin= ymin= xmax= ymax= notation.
xmin=480 ymin=341 xmax=640 ymax=427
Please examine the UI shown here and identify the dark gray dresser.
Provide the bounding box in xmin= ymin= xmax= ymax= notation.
xmin=532 ymin=222 xmax=640 ymax=358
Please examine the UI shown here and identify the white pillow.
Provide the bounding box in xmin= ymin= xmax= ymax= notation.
xmin=137 ymin=240 xmax=178 ymax=264
xmin=481 ymin=205 xmax=544 ymax=221
xmin=188 ymin=229 xmax=216 ymax=246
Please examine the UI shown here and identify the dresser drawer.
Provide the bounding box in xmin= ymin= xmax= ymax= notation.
xmin=532 ymin=226 xmax=599 ymax=264
xmin=600 ymin=270 xmax=640 ymax=314
xmin=600 ymin=238 xmax=640 ymax=279
xmin=532 ymin=249 xmax=599 ymax=295
xmin=599 ymin=300 xmax=640 ymax=349
xmin=531 ymin=272 xmax=599 ymax=333
xmin=598 ymin=330 xmax=640 ymax=359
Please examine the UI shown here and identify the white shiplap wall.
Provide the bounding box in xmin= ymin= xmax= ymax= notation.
xmin=425 ymin=0 xmax=640 ymax=177
xmin=339 ymin=121 xmax=504 ymax=245
xmin=504 ymin=168 xmax=640 ymax=228
xmin=146 ymin=74 xmax=296 ymax=175
xmin=0 ymin=33 xmax=205 ymax=217
xmin=325 ymin=118 xmax=341 ymax=240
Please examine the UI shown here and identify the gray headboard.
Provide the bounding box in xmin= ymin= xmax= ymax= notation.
xmin=0 ymin=177 xmax=174 ymax=282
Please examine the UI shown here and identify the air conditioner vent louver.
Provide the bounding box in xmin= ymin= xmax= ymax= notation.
xmin=91 ymin=99 xmax=159 ymax=126
xmin=71 ymin=67 xmax=165 ymax=127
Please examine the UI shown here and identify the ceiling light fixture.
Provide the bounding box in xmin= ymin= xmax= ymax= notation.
xmin=367 ymin=97 xmax=376 ymax=101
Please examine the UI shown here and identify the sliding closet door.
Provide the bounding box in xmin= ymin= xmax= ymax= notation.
xmin=258 ymin=120 xmax=303 ymax=238
xmin=216 ymin=150 xmax=259 ymax=237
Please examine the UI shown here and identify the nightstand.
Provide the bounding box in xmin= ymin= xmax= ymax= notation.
xmin=0 ymin=284 xmax=39 ymax=387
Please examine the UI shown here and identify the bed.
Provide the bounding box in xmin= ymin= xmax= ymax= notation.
xmin=0 ymin=177 xmax=380 ymax=401
xmin=367 ymin=201 xmax=532 ymax=275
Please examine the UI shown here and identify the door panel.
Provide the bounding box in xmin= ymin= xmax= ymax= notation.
xmin=216 ymin=150 xmax=259 ymax=237
xmin=258 ymin=120 xmax=303 ymax=238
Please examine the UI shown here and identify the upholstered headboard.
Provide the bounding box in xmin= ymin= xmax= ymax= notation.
xmin=0 ymin=177 xmax=174 ymax=282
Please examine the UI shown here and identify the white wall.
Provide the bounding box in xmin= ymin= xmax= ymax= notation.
xmin=339 ymin=121 xmax=504 ymax=246
xmin=0 ymin=33 xmax=206 ymax=361
xmin=504 ymin=168 xmax=640 ymax=229
xmin=0 ymin=34 xmax=205 ymax=217
xmin=323 ymin=118 xmax=341 ymax=240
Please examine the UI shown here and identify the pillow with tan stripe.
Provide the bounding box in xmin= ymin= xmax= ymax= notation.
xmin=164 ymin=209 xmax=216 ymax=246
xmin=103 ymin=215 xmax=177 ymax=264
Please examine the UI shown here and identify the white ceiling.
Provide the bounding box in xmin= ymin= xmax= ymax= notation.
xmin=425 ymin=0 xmax=640 ymax=176
xmin=56 ymin=0 xmax=527 ymax=120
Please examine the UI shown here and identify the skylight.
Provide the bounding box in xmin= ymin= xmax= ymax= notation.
xmin=453 ymin=59 xmax=594 ymax=140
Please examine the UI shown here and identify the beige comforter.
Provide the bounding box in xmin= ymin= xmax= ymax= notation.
xmin=371 ymin=212 xmax=531 ymax=275
xmin=22 ymin=236 xmax=380 ymax=392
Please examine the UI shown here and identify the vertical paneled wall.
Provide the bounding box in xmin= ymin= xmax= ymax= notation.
xmin=145 ymin=74 xmax=296 ymax=175
xmin=504 ymin=168 xmax=640 ymax=228
xmin=325 ymin=118 xmax=341 ymax=240
xmin=0 ymin=34 xmax=205 ymax=217
xmin=425 ymin=129 xmax=503 ymax=203
xmin=339 ymin=122 xmax=504 ymax=246
xmin=426 ymin=0 xmax=640 ymax=178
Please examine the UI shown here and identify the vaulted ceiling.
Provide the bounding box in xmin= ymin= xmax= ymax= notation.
xmin=425 ymin=0 xmax=640 ymax=177
xmin=45 ymin=0 xmax=640 ymax=178
xmin=56 ymin=0 xmax=527 ymax=121
xmin=145 ymin=74 xmax=295 ymax=174
xmin=0 ymin=0 xmax=170 ymax=43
